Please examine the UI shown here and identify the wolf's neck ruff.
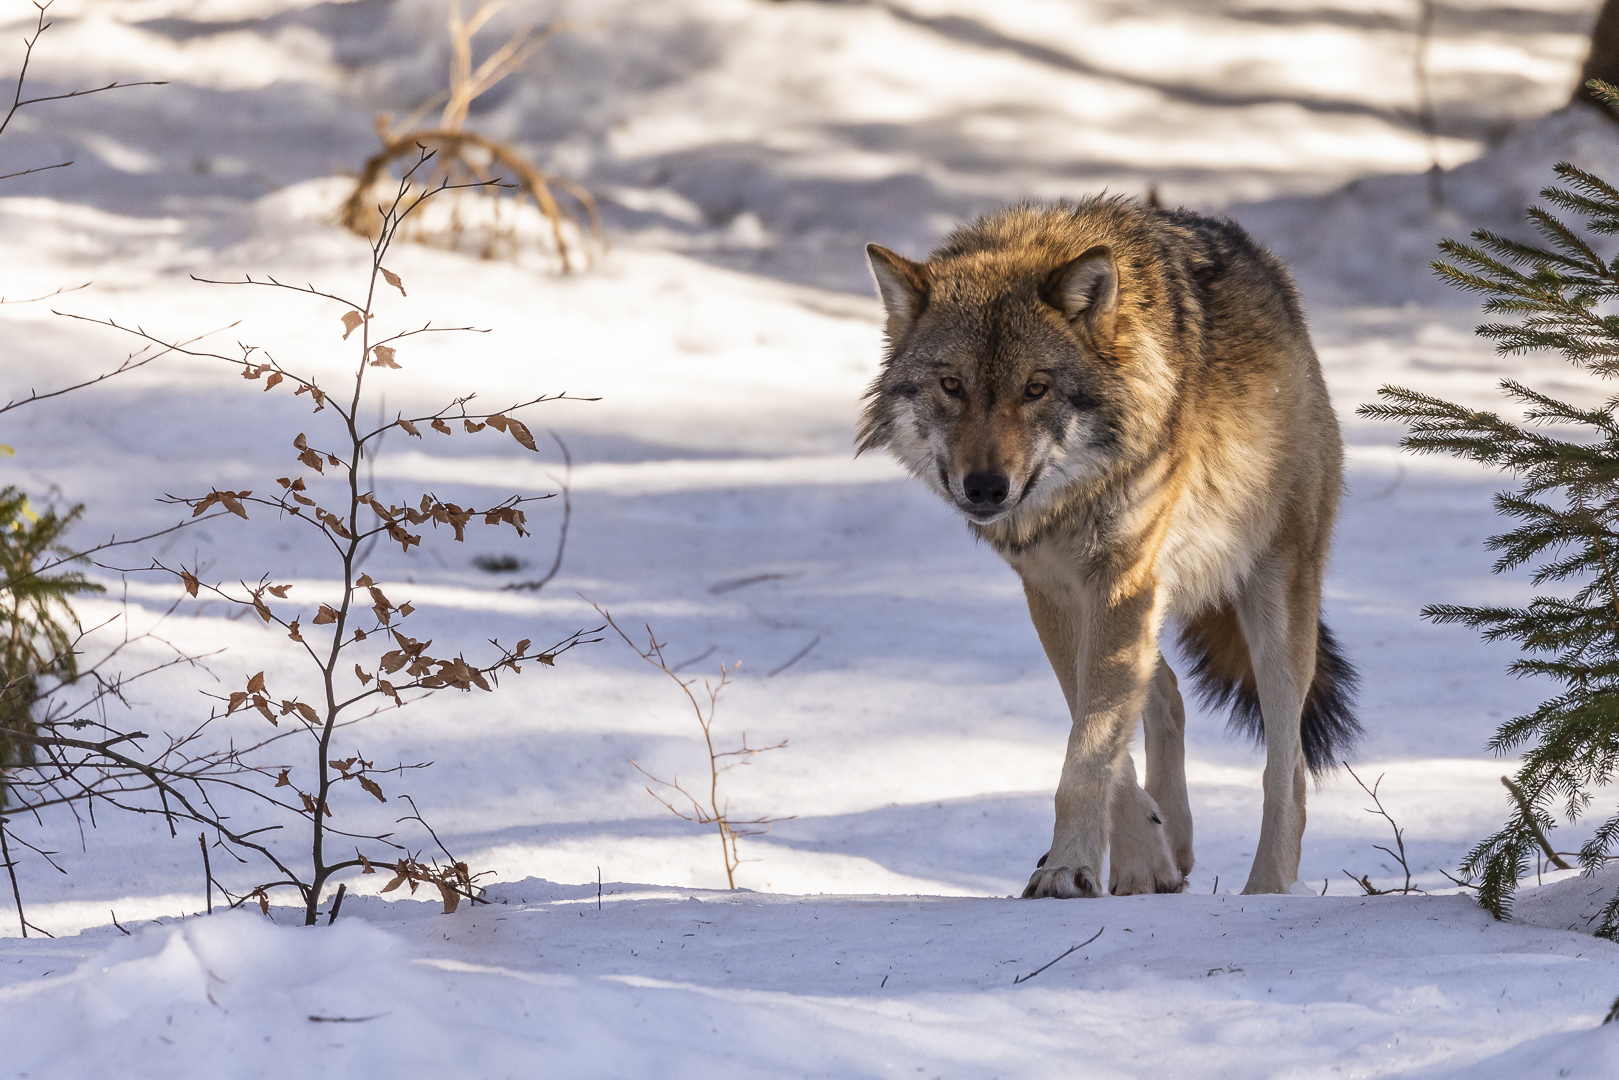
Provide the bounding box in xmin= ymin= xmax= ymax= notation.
xmin=860 ymin=196 xmax=1359 ymax=899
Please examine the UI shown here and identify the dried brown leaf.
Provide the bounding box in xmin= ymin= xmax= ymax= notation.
xmin=354 ymin=663 xmax=372 ymax=686
xmin=341 ymin=310 xmax=365 ymax=339
xmin=180 ymin=569 xmax=199 ymax=597
xmin=274 ymin=767 xmax=291 ymax=788
xmin=431 ymin=418 xmax=452 ymax=435
xmin=506 ymin=418 xmax=538 ymax=451
xmin=357 ymin=775 xmax=386 ymax=803
xmin=264 ymin=371 xmax=283 ymax=391
xmin=247 ymin=671 xmax=266 ymax=694
xmin=313 ymin=605 xmax=339 ymax=625
xmin=381 ymin=267 xmax=407 ymax=296
xmin=463 ymin=419 xmax=485 ymax=433
xmin=370 ymin=344 xmax=400 ymax=369
xmin=399 ymin=418 xmax=421 ymax=438
xmin=437 ymin=880 xmax=461 ymax=915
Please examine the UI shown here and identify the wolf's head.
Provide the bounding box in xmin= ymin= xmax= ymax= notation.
xmin=858 ymin=206 xmax=1148 ymax=527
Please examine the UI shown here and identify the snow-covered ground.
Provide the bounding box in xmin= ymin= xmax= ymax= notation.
xmin=2 ymin=0 xmax=1619 ymax=1075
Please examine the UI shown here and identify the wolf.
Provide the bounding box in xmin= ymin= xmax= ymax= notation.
xmin=858 ymin=197 xmax=1359 ymax=897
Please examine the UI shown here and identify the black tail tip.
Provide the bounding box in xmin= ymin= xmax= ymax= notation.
xmin=1300 ymin=621 xmax=1361 ymax=776
xmin=1199 ymin=619 xmax=1362 ymax=778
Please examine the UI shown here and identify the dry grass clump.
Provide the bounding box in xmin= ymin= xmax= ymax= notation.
xmin=341 ymin=0 xmax=602 ymax=271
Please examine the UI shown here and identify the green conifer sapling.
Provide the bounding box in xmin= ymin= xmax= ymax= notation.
xmin=1360 ymin=80 xmax=1619 ymax=936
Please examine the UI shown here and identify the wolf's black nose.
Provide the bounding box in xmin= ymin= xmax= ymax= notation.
xmin=962 ymin=471 xmax=1010 ymax=506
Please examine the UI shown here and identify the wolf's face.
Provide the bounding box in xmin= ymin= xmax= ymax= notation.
xmin=859 ymin=243 xmax=1125 ymax=525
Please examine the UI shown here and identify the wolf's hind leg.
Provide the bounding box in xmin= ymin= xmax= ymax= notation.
xmin=1143 ymin=656 xmax=1194 ymax=878
xmin=1107 ymin=753 xmax=1184 ymax=894
xmin=1235 ymin=552 xmax=1316 ymax=895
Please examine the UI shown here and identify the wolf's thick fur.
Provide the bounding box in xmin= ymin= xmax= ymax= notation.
xmin=859 ymin=197 xmax=1359 ymax=898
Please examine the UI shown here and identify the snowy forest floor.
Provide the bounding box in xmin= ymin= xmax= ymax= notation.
xmin=2 ymin=0 xmax=1619 ymax=1076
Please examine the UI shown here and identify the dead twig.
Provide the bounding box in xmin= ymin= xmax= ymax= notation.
xmin=1013 ymin=928 xmax=1104 ymax=984
xmin=1343 ymin=762 xmax=1422 ymax=896
xmin=199 ymin=832 xmax=213 ymax=914
xmin=0 ymin=1 xmax=165 ymax=148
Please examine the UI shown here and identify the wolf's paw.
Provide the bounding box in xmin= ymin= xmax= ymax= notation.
xmin=1109 ymin=858 xmax=1186 ymax=895
xmin=1108 ymin=811 xmax=1186 ymax=895
xmin=1022 ymin=861 xmax=1103 ymax=899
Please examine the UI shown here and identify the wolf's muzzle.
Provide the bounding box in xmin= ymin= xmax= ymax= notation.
xmin=962 ymin=471 xmax=1010 ymax=507
xmin=958 ymin=470 xmax=1013 ymax=520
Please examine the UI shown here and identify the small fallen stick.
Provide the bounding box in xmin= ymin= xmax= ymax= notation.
xmin=1013 ymin=927 xmax=1104 ymax=985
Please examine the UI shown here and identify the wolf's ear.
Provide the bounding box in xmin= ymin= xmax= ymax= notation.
xmin=867 ymin=244 xmax=929 ymax=340
xmin=1044 ymin=246 xmax=1118 ymax=340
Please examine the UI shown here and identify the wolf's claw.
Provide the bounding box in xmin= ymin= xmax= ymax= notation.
xmin=1022 ymin=865 xmax=1102 ymax=899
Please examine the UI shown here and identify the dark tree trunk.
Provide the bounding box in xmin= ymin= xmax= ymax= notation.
xmin=1575 ymin=0 xmax=1619 ymax=108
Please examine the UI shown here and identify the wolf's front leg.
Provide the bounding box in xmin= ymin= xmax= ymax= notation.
xmin=1107 ymin=753 xmax=1185 ymax=894
xmin=1022 ymin=583 xmax=1163 ymax=899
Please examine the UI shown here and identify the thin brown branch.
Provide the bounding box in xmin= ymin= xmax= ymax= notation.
xmin=1501 ymin=774 xmax=1574 ymax=870
xmin=0 ymin=2 xmax=165 ymax=148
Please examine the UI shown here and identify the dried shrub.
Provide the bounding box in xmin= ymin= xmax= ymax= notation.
xmin=341 ymin=1 xmax=601 ymax=271
xmin=598 ymin=606 xmax=790 ymax=889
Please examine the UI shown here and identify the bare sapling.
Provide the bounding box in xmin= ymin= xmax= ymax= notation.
xmin=596 ymin=605 xmax=790 ymax=889
xmin=342 ymin=0 xmax=601 ymax=270
xmin=72 ymin=149 xmax=598 ymax=925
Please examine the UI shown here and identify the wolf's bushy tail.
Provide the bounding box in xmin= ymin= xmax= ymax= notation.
xmin=1177 ymin=602 xmax=1360 ymax=776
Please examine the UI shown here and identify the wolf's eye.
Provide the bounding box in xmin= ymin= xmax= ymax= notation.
xmin=940 ymin=376 xmax=963 ymax=396
xmin=1024 ymin=381 xmax=1049 ymax=400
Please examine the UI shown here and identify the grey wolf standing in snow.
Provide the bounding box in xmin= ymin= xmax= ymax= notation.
xmin=858 ymin=198 xmax=1359 ymax=897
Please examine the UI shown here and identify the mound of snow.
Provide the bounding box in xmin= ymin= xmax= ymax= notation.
xmin=1242 ymin=103 xmax=1619 ymax=307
